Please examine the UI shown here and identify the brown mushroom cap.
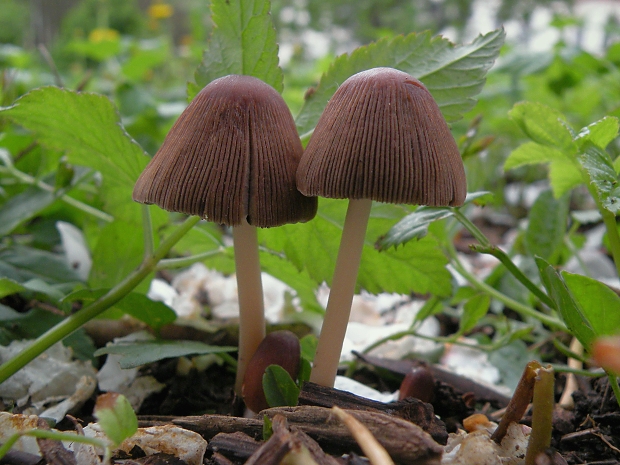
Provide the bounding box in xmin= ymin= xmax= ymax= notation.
xmin=133 ymin=74 xmax=317 ymax=227
xmin=296 ymin=67 xmax=466 ymax=207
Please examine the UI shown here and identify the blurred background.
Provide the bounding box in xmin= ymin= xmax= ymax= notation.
xmin=2 ymin=0 xmax=620 ymax=198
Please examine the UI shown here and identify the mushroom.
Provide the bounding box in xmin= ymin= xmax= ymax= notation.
xmin=133 ymin=74 xmax=317 ymax=393
xmin=297 ymin=67 xmax=466 ymax=387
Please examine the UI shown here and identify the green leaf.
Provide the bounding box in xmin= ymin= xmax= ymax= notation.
xmin=0 ymin=278 xmax=26 ymax=299
xmin=0 ymin=187 xmax=55 ymax=236
xmin=296 ymin=28 xmax=505 ymax=135
xmin=94 ymin=340 xmax=237 ymax=369
xmin=376 ymin=207 xmax=453 ymax=250
xmin=89 ymin=220 xmax=148 ymax=291
xmin=508 ymin=102 xmax=576 ymax=150
xmin=0 ymin=87 xmax=149 ymax=220
xmin=460 ymin=293 xmax=490 ymax=334
xmin=578 ymin=142 xmax=620 ymax=214
xmin=300 ymin=334 xmax=318 ymax=363
xmin=194 ymin=0 xmax=283 ymax=93
xmin=536 ymin=257 xmax=596 ymax=349
xmin=260 ymin=199 xmax=452 ymax=296
xmin=504 ymin=141 xmax=583 ymax=198
xmin=94 ymin=393 xmax=138 ymax=447
xmin=524 ymin=190 xmax=569 ymax=261
xmin=504 ymin=142 xmax=569 ymax=170
xmin=262 ymin=364 xmax=300 ymax=408
xmin=63 ymin=289 xmax=177 ymax=330
xmin=258 ymin=252 xmax=322 ymax=314
xmin=576 ymin=116 xmax=619 ymax=150
xmin=0 ymin=245 xmax=82 ymax=284
xmin=561 ymin=271 xmax=620 ymax=338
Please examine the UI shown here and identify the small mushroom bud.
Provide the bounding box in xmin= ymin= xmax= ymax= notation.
xmin=398 ymin=366 xmax=435 ymax=403
xmin=242 ymin=330 xmax=301 ymax=413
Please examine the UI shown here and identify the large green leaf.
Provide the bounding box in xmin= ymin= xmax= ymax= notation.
xmin=295 ymin=28 xmax=505 ymax=135
xmin=562 ymin=271 xmax=620 ymax=339
xmin=0 ymin=87 xmax=149 ymax=220
xmin=0 ymin=186 xmax=55 ymax=237
xmin=536 ymin=257 xmax=596 ymax=349
xmin=193 ymin=0 xmax=283 ymax=93
xmin=576 ymin=116 xmax=619 ymax=150
xmin=524 ymin=190 xmax=569 ymax=261
xmin=260 ymin=199 xmax=452 ymax=297
xmin=0 ymin=245 xmax=82 ymax=284
xmin=508 ymin=102 xmax=576 ymax=150
xmin=578 ymin=142 xmax=620 ymax=215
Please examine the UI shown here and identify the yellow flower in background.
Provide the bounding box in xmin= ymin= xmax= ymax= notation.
xmin=88 ymin=28 xmax=120 ymax=43
xmin=148 ymin=1 xmax=173 ymax=20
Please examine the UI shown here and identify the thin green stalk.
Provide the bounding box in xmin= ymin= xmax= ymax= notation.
xmin=471 ymin=244 xmax=556 ymax=309
xmin=447 ymin=244 xmax=566 ymax=331
xmin=0 ymin=429 xmax=111 ymax=463
xmin=0 ymin=215 xmax=200 ymax=384
xmin=157 ymin=248 xmax=225 ymax=270
xmin=453 ymin=208 xmax=556 ymax=309
xmin=0 ymin=162 xmax=113 ymax=223
xmin=452 ymin=208 xmax=491 ymax=247
xmin=607 ymin=373 xmax=620 ymax=408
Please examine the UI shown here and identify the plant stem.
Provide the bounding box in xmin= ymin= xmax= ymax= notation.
xmin=525 ymin=366 xmax=555 ymax=465
xmin=607 ymin=373 xmax=620 ymax=408
xmin=0 ymin=215 xmax=200 ymax=384
xmin=447 ymin=244 xmax=566 ymax=331
xmin=0 ymin=162 xmax=113 ymax=223
xmin=452 ymin=208 xmax=491 ymax=247
xmin=471 ymin=244 xmax=556 ymax=309
xmin=157 ymin=248 xmax=225 ymax=270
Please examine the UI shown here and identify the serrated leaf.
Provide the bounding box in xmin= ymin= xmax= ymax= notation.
xmin=260 ymin=199 xmax=452 ymax=296
xmin=94 ymin=393 xmax=138 ymax=446
xmin=561 ymin=271 xmax=620 ymax=338
xmin=94 ymin=340 xmax=236 ymax=369
xmin=460 ymin=293 xmax=490 ymax=334
xmin=504 ymin=142 xmax=568 ymax=170
xmin=509 ymin=102 xmax=576 ymax=150
xmin=524 ymin=190 xmax=569 ymax=261
xmin=536 ymin=257 xmax=596 ymax=349
xmin=376 ymin=191 xmax=491 ymax=250
xmin=258 ymin=252 xmax=322 ymax=313
xmin=576 ymin=116 xmax=620 ymax=150
xmin=0 ymin=87 xmax=148 ymax=219
xmin=579 ymin=142 xmax=620 ymax=214
xmin=296 ymin=28 xmax=505 ymax=135
xmin=263 ymin=364 xmax=300 ymax=408
xmin=194 ymin=0 xmax=283 ymax=93
xmin=548 ymin=159 xmax=585 ymax=198
xmin=63 ymin=289 xmax=177 ymax=330
xmin=376 ymin=207 xmax=453 ymax=250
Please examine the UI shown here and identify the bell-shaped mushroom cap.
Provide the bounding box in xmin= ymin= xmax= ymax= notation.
xmin=296 ymin=67 xmax=466 ymax=207
xmin=133 ymin=75 xmax=317 ymax=227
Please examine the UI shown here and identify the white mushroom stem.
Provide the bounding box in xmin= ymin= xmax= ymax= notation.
xmin=310 ymin=198 xmax=373 ymax=387
xmin=232 ymin=219 xmax=266 ymax=394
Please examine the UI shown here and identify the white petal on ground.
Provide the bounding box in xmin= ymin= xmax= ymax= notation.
xmin=334 ymin=376 xmax=397 ymax=403
xmin=0 ymin=341 xmax=96 ymax=404
xmin=56 ymin=221 xmax=92 ymax=281
xmin=82 ymin=423 xmax=207 ymax=465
